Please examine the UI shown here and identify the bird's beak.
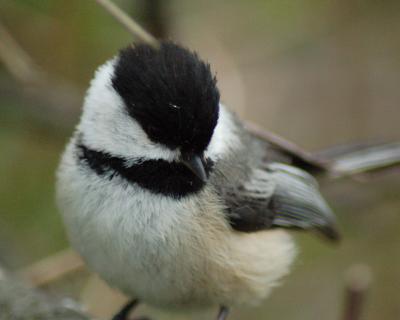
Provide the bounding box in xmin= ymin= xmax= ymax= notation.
xmin=181 ymin=153 xmax=208 ymax=183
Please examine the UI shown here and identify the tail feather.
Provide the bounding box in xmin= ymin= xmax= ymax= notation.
xmin=321 ymin=142 xmax=400 ymax=177
xmin=245 ymin=122 xmax=400 ymax=178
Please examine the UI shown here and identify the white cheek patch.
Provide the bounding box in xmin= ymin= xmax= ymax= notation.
xmin=78 ymin=60 xmax=238 ymax=162
xmin=206 ymin=104 xmax=241 ymax=159
xmin=78 ymin=59 xmax=178 ymax=162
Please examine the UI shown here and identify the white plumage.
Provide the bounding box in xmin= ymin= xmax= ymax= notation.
xmin=57 ymin=59 xmax=296 ymax=309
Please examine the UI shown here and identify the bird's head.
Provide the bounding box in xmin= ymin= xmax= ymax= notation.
xmin=78 ymin=42 xmax=221 ymax=183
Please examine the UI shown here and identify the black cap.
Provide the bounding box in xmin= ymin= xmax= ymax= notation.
xmin=112 ymin=41 xmax=220 ymax=155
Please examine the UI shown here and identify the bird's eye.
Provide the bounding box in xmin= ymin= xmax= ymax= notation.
xmin=168 ymin=103 xmax=181 ymax=110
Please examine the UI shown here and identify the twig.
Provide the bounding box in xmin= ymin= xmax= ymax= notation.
xmin=18 ymin=249 xmax=85 ymax=287
xmin=0 ymin=20 xmax=44 ymax=84
xmin=245 ymin=121 xmax=330 ymax=173
xmin=95 ymin=0 xmax=160 ymax=49
xmin=342 ymin=264 xmax=372 ymax=320
xmin=0 ymin=19 xmax=82 ymax=130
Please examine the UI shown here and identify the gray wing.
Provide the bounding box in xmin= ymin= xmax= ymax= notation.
xmin=209 ymin=111 xmax=339 ymax=241
xmin=214 ymin=160 xmax=339 ymax=241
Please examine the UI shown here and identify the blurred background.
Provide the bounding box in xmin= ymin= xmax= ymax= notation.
xmin=0 ymin=1 xmax=399 ymax=319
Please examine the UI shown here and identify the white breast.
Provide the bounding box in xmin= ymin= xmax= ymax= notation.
xmin=57 ymin=141 xmax=296 ymax=309
xmin=57 ymin=140 xmax=198 ymax=303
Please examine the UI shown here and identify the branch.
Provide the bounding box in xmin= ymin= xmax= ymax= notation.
xmin=244 ymin=121 xmax=330 ymax=173
xmin=0 ymin=19 xmax=82 ymax=130
xmin=0 ymin=20 xmax=44 ymax=84
xmin=18 ymin=249 xmax=84 ymax=287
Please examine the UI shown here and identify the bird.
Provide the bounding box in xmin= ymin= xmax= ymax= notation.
xmin=56 ymin=41 xmax=340 ymax=320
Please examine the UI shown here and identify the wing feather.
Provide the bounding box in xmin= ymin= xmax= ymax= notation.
xmin=219 ymin=162 xmax=339 ymax=240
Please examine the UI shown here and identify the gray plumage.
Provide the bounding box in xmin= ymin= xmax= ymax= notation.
xmin=204 ymin=117 xmax=338 ymax=238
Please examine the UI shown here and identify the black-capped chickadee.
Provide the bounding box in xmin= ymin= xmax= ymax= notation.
xmin=56 ymin=42 xmax=339 ymax=320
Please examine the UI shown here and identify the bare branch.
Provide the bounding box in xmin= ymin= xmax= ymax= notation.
xmin=18 ymin=249 xmax=84 ymax=287
xmin=95 ymin=0 xmax=160 ymax=49
xmin=245 ymin=121 xmax=330 ymax=173
xmin=0 ymin=20 xmax=44 ymax=84
xmin=0 ymin=19 xmax=82 ymax=130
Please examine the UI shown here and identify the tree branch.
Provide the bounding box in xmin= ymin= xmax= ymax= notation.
xmin=0 ymin=20 xmax=44 ymax=84
xmin=18 ymin=249 xmax=84 ymax=288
